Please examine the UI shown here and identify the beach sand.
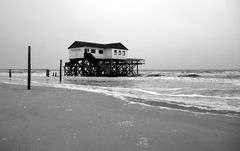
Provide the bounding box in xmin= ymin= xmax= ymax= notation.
xmin=0 ymin=83 xmax=239 ymax=151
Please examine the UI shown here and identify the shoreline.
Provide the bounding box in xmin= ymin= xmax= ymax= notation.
xmin=3 ymin=81 xmax=239 ymax=117
xmin=0 ymin=83 xmax=240 ymax=151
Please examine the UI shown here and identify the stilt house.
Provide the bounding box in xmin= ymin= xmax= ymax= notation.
xmin=64 ymin=41 xmax=144 ymax=76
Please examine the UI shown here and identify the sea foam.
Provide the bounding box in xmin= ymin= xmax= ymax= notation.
xmin=1 ymin=70 xmax=240 ymax=116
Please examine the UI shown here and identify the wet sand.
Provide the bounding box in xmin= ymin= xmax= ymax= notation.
xmin=0 ymin=83 xmax=240 ymax=151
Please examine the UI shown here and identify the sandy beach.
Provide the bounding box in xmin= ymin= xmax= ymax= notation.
xmin=0 ymin=83 xmax=239 ymax=151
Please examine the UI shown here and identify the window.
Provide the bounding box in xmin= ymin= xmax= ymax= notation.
xmin=123 ymin=51 xmax=125 ymax=56
xmin=99 ymin=50 xmax=103 ymax=54
xmin=91 ymin=49 xmax=96 ymax=53
xmin=114 ymin=50 xmax=117 ymax=55
xmin=118 ymin=50 xmax=121 ymax=55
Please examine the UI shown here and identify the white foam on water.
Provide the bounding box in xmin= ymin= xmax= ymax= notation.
xmin=2 ymin=79 xmax=240 ymax=113
xmin=134 ymin=88 xmax=161 ymax=95
xmin=47 ymin=82 xmax=240 ymax=112
xmin=126 ymin=87 xmax=240 ymax=101
xmin=1 ymin=71 xmax=240 ymax=115
xmin=3 ymin=81 xmax=26 ymax=85
xmin=145 ymin=87 xmax=183 ymax=91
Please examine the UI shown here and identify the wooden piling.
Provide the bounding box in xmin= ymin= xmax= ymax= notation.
xmin=46 ymin=69 xmax=49 ymax=77
xmin=137 ymin=61 xmax=139 ymax=75
xmin=60 ymin=59 xmax=62 ymax=82
xmin=9 ymin=69 xmax=11 ymax=78
xmin=64 ymin=58 xmax=145 ymax=77
xmin=27 ymin=46 xmax=31 ymax=90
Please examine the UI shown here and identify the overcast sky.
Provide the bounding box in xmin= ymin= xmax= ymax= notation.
xmin=0 ymin=0 xmax=239 ymax=69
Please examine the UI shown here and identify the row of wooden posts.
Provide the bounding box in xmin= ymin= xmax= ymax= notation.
xmin=8 ymin=69 xmax=62 ymax=78
xmin=7 ymin=46 xmax=63 ymax=90
xmin=8 ymin=69 xmax=59 ymax=78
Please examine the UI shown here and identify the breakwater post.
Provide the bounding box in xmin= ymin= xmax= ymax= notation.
xmin=60 ymin=59 xmax=62 ymax=83
xmin=46 ymin=69 xmax=49 ymax=77
xmin=28 ymin=46 xmax=31 ymax=90
xmin=137 ymin=61 xmax=139 ymax=75
xmin=9 ymin=69 xmax=11 ymax=78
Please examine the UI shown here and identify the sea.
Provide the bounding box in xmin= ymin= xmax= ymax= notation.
xmin=1 ymin=69 xmax=240 ymax=117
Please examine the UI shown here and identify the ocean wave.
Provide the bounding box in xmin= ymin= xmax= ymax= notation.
xmin=128 ymin=99 xmax=240 ymax=117
xmin=141 ymin=70 xmax=240 ymax=79
xmin=159 ymin=93 xmax=240 ymax=100
xmin=158 ymin=76 xmax=240 ymax=86
xmin=130 ymin=87 xmax=240 ymax=101
xmin=177 ymin=74 xmax=200 ymax=78
xmin=146 ymin=73 xmax=164 ymax=77
xmin=143 ymin=87 xmax=183 ymax=91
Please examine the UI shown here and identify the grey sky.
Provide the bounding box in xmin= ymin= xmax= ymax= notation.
xmin=0 ymin=0 xmax=239 ymax=69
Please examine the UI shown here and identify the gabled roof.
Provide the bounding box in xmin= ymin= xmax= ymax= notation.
xmin=68 ymin=41 xmax=128 ymax=50
xmin=105 ymin=43 xmax=128 ymax=50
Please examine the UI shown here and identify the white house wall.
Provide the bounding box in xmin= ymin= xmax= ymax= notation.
xmin=83 ymin=47 xmax=105 ymax=59
xmin=104 ymin=48 xmax=113 ymax=59
xmin=69 ymin=47 xmax=128 ymax=60
xmin=69 ymin=48 xmax=84 ymax=59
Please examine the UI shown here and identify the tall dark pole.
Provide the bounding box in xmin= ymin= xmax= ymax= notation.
xmin=46 ymin=69 xmax=49 ymax=77
xmin=28 ymin=46 xmax=31 ymax=90
xmin=9 ymin=69 xmax=11 ymax=78
xmin=137 ymin=62 xmax=139 ymax=76
xmin=60 ymin=59 xmax=62 ymax=83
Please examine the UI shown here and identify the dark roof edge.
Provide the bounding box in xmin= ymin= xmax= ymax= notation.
xmin=68 ymin=41 xmax=128 ymax=50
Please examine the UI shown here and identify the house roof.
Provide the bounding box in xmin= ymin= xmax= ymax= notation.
xmin=68 ymin=41 xmax=128 ymax=50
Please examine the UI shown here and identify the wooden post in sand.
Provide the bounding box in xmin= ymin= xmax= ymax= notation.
xmin=28 ymin=46 xmax=31 ymax=90
xmin=9 ymin=69 xmax=11 ymax=78
xmin=46 ymin=69 xmax=49 ymax=77
xmin=59 ymin=59 xmax=62 ymax=83
xmin=136 ymin=61 xmax=139 ymax=75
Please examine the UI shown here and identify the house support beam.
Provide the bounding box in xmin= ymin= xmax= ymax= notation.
xmin=64 ymin=57 xmax=144 ymax=77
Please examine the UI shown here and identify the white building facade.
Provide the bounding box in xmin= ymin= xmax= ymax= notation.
xmin=68 ymin=41 xmax=128 ymax=60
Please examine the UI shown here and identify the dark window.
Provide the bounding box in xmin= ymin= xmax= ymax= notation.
xmin=99 ymin=50 xmax=103 ymax=54
xmin=119 ymin=50 xmax=121 ymax=55
xmin=114 ymin=50 xmax=117 ymax=55
xmin=123 ymin=51 xmax=125 ymax=56
xmin=91 ymin=49 xmax=96 ymax=53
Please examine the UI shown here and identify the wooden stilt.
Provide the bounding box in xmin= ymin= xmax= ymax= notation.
xmin=137 ymin=61 xmax=139 ymax=75
xmin=64 ymin=57 xmax=144 ymax=77
xmin=46 ymin=69 xmax=49 ymax=77
xmin=60 ymin=59 xmax=62 ymax=82
xmin=9 ymin=69 xmax=11 ymax=78
xmin=27 ymin=46 xmax=31 ymax=90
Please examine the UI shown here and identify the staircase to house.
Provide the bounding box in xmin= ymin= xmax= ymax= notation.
xmin=84 ymin=52 xmax=111 ymax=76
xmin=84 ymin=52 xmax=98 ymax=66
